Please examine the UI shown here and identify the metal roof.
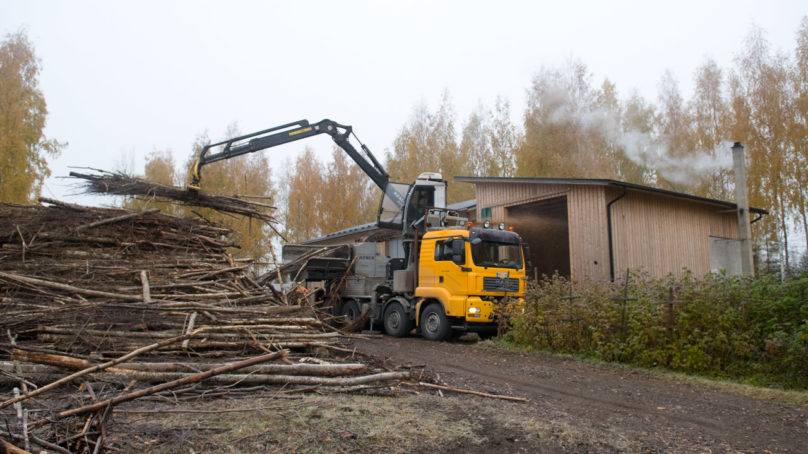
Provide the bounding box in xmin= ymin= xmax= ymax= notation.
xmin=454 ymin=176 xmax=768 ymax=215
xmin=447 ymin=199 xmax=476 ymax=211
xmin=301 ymin=221 xmax=403 ymax=245
xmin=301 ymin=222 xmax=377 ymax=245
xmin=302 ymin=200 xmax=478 ymax=246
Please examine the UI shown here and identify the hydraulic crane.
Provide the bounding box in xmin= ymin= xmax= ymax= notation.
xmin=189 ymin=119 xmax=406 ymax=207
xmin=188 ymin=118 xmax=446 ymax=235
xmin=186 ymin=118 xmax=527 ymax=340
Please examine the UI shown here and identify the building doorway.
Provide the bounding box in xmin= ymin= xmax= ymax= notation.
xmin=506 ymin=196 xmax=571 ymax=279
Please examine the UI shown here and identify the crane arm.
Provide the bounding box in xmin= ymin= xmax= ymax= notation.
xmin=189 ymin=119 xmax=390 ymax=191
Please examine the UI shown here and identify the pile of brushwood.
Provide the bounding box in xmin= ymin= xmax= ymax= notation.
xmin=0 ymin=198 xmax=411 ymax=453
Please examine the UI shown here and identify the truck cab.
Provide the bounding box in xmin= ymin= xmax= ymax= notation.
xmin=413 ymin=226 xmax=526 ymax=340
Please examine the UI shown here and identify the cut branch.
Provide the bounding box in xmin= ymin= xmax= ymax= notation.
xmin=69 ymin=170 xmax=278 ymax=224
xmin=400 ymin=381 xmax=529 ymax=402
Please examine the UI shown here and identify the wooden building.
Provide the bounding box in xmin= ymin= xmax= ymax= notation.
xmin=455 ymin=177 xmax=767 ymax=281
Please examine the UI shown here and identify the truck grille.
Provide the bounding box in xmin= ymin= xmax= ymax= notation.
xmin=483 ymin=277 xmax=519 ymax=292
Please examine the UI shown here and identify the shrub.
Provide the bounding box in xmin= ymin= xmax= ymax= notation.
xmin=503 ymin=271 xmax=808 ymax=389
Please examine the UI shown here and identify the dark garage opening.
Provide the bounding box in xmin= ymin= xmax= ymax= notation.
xmin=506 ymin=196 xmax=571 ymax=279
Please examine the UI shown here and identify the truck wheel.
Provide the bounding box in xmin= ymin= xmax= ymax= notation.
xmin=341 ymin=300 xmax=362 ymax=325
xmin=384 ymin=303 xmax=412 ymax=337
xmin=420 ymin=304 xmax=450 ymax=341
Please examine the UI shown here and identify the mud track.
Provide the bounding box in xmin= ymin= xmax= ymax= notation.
xmin=353 ymin=336 xmax=808 ymax=452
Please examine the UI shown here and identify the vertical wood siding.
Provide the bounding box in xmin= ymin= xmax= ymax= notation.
xmin=474 ymin=182 xmax=741 ymax=281
xmin=567 ymin=186 xmax=609 ymax=281
xmin=609 ymin=189 xmax=739 ymax=277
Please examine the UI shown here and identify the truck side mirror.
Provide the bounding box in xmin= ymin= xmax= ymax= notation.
xmin=451 ymin=238 xmax=465 ymax=265
xmin=522 ymin=244 xmax=532 ymax=270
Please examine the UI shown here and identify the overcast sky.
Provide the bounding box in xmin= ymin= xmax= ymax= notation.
xmin=2 ymin=0 xmax=807 ymax=206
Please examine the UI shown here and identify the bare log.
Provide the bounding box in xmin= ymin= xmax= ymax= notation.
xmin=0 ymin=272 xmax=143 ymax=302
xmin=37 ymin=197 xmax=88 ymax=211
xmin=250 ymin=370 xmax=409 ymax=386
xmin=31 ymin=349 xmax=288 ymax=426
xmin=41 ymin=340 xmax=339 ymax=354
xmin=36 ymin=327 xmax=338 ymax=339
xmin=0 ymin=439 xmax=32 ymax=454
xmin=140 ymin=270 xmax=151 ymax=304
xmin=86 ymin=369 xmax=406 ymax=385
xmin=9 ymin=351 xmax=133 ymax=374
xmin=0 ymin=330 xmax=201 ymax=410
xmin=6 ymin=356 xmax=366 ymax=376
xmin=181 ymin=312 xmax=197 ymax=350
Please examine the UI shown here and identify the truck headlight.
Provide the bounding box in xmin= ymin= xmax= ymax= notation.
xmin=468 ymin=307 xmax=480 ymax=314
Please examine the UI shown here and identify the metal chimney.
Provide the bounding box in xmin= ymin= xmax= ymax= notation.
xmin=732 ymin=142 xmax=754 ymax=276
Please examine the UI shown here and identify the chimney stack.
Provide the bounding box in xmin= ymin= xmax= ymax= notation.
xmin=732 ymin=142 xmax=754 ymax=276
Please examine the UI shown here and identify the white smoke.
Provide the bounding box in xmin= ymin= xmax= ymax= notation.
xmin=543 ymin=95 xmax=733 ymax=187
xmin=649 ymin=141 xmax=734 ymax=186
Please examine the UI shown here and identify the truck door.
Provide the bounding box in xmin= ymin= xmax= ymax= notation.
xmin=432 ymin=237 xmax=470 ymax=317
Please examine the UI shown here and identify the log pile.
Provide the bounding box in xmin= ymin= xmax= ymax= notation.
xmin=0 ymin=200 xmax=411 ymax=453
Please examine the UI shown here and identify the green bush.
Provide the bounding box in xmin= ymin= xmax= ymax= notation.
xmin=503 ymin=271 xmax=808 ymax=389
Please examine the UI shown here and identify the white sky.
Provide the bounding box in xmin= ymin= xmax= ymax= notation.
xmin=2 ymin=0 xmax=806 ymax=211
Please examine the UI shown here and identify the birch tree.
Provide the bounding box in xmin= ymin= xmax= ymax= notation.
xmin=517 ymin=61 xmax=614 ymax=180
xmin=284 ymin=146 xmax=324 ymax=243
xmin=320 ymin=146 xmax=379 ymax=235
xmin=735 ymin=27 xmax=794 ymax=273
xmin=790 ymin=17 xmax=808 ymax=259
xmin=0 ymin=31 xmax=63 ymax=203
xmin=387 ymin=91 xmax=473 ymax=203
xmin=617 ymin=91 xmax=655 ymax=185
xmin=655 ymin=70 xmax=696 ymax=192
xmin=488 ymin=96 xmax=518 ymax=177
xmin=689 ymin=58 xmax=732 ymax=200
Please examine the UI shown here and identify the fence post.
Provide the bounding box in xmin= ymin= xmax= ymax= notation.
xmin=653 ymin=286 xmax=683 ymax=366
xmin=559 ymin=280 xmax=581 ymax=349
xmin=611 ymin=269 xmax=637 ymax=344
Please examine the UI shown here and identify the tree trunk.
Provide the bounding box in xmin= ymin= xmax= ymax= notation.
xmin=30 ymin=350 xmax=288 ymax=427
xmin=779 ymin=195 xmax=790 ymax=278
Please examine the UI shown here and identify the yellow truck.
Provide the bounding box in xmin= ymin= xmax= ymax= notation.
xmin=302 ymin=210 xmax=528 ymax=340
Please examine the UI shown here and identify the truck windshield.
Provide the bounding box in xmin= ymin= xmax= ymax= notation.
xmin=471 ymin=241 xmax=523 ymax=270
xmin=378 ymin=182 xmax=410 ymax=227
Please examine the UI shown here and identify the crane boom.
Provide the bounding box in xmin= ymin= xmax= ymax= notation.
xmin=189 ymin=119 xmax=389 ymax=191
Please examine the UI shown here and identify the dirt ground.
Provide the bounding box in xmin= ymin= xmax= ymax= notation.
xmin=101 ymin=335 xmax=808 ymax=453
xmin=352 ymin=336 xmax=808 ymax=453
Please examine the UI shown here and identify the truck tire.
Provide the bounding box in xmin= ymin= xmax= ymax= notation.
xmin=341 ymin=300 xmax=362 ymax=325
xmin=420 ymin=304 xmax=450 ymax=341
xmin=383 ymin=303 xmax=412 ymax=337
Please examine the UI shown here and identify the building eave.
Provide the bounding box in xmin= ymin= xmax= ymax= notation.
xmin=454 ymin=176 xmax=768 ymax=215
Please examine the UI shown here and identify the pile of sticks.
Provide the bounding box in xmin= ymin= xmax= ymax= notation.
xmin=0 ymin=200 xmax=410 ymax=453
xmin=69 ymin=170 xmax=279 ymax=224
